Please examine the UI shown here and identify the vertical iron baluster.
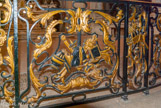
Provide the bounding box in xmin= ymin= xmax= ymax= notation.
xmin=77 ymin=31 xmax=81 ymax=46
xmin=144 ymin=5 xmax=150 ymax=95
xmin=13 ymin=0 xmax=19 ymax=107
xmin=150 ymin=19 xmax=154 ymax=65
xmin=117 ymin=18 xmax=124 ymax=81
xmin=121 ymin=3 xmax=129 ymax=101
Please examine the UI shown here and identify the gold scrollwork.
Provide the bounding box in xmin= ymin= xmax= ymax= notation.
xmin=4 ymin=81 xmax=14 ymax=105
xmin=26 ymin=6 xmax=65 ymax=26
xmin=94 ymin=9 xmax=123 ymax=24
xmin=28 ymin=20 xmax=63 ymax=103
xmin=2 ymin=36 xmax=14 ymax=105
xmin=0 ymin=36 xmax=14 ymax=105
xmin=33 ymin=20 xmax=63 ymax=59
xmin=4 ymin=36 xmax=14 ymax=75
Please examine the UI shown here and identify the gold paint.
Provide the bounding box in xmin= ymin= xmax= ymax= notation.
xmin=29 ymin=19 xmax=67 ymax=102
xmin=51 ymin=56 xmax=64 ymax=65
xmin=34 ymin=20 xmax=63 ymax=59
xmin=94 ymin=9 xmax=123 ymax=24
xmin=28 ymin=63 xmax=45 ymax=104
xmin=66 ymin=8 xmax=92 ymax=33
xmin=0 ymin=36 xmax=15 ymax=105
xmin=4 ymin=36 xmax=14 ymax=75
xmin=129 ymin=7 xmax=136 ymax=22
xmin=0 ymin=29 xmax=6 ymax=46
xmin=57 ymin=77 xmax=98 ymax=94
xmin=0 ymin=0 xmax=15 ymax=106
xmin=0 ymin=30 xmax=14 ymax=105
xmin=79 ymin=46 xmax=83 ymax=65
xmin=61 ymin=35 xmax=73 ymax=53
xmin=83 ymin=34 xmax=98 ymax=52
xmin=153 ymin=34 xmax=161 ymax=76
xmin=63 ymin=50 xmax=73 ymax=66
xmin=83 ymin=34 xmax=119 ymax=87
xmin=26 ymin=6 xmax=65 ymax=26
xmin=0 ymin=53 xmax=3 ymax=65
xmin=127 ymin=8 xmax=148 ymax=89
xmin=95 ymin=20 xmax=116 ymax=53
xmin=3 ymin=36 xmax=14 ymax=105
xmin=157 ymin=14 xmax=161 ymax=31
xmin=4 ymin=82 xmax=14 ymax=105
xmin=0 ymin=0 xmax=12 ymax=23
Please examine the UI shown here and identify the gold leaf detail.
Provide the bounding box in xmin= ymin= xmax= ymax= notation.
xmin=1 ymin=0 xmax=12 ymax=23
xmin=26 ymin=6 xmax=65 ymax=25
xmin=66 ymin=8 xmax=92 ymax=33
xmin=28 ymin=63 xmax=45 ymax=104
xmin=0 ymin=29 xmax=7 ymax=46
xmin=33 ymin=20 xmax=63 ymax=59
xmin=57 ymin=77 xmax=98 ymax=94
xmin=94 ymin=9 xmax=123 ymax=24
xmin=4 ymin=36 xmax=14 ymax=75
xmin=4 ymin=82 xmax=14 ymax=105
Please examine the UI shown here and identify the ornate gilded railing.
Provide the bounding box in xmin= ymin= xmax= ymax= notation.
xmin=1 ymin=0 xmax=161 ymax=108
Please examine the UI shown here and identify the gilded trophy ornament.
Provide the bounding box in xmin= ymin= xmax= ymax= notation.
xmin=24 ymin=5 xmax=123 ymax=105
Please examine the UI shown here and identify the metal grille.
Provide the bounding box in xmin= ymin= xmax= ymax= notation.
xmin=0 ymin=0 xmax=161 ymax=108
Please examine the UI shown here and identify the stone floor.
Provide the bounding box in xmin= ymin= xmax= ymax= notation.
xmin=66 ymin=87 xmax=161 ymax=108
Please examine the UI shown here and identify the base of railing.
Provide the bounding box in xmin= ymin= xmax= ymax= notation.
xmin=143 ymin=89 xmax=150 ymax=95
xmin=39 ymin=83 xmax=161 ymax=108
xmin=121 ymin=94 xmax=128 ymax=101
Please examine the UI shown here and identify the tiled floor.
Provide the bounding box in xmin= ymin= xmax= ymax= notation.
xmin=67 ymin=87 xmax=161 ymax=108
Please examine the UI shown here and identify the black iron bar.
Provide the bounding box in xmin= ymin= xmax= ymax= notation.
xmin=77 ymin=31 xmax=81 ymax=46
xmin=144 ymin=5 xmax=150 ymax=95
xmin=122 ymin=3 xmax=129 ymax=101
xmin=13 ymin=0 xmax=19 ymax=107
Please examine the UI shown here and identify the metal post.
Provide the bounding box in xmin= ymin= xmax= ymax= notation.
xmin=13 ymin=0 xmax=19 ymax=107
xmin=121 ymin=3 xmax=129 ymax=101
xmin=77 ymin=31 xmax=81 ymax=46
xmin=144 ymin=5 xmax=150 ymax=95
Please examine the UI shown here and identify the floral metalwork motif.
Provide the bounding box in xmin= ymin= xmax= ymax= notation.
xmin=23 ymin=6 xmax=123 ymax=106
xmin=0 ymin=0 xmax=15 ymax=106
xmin=127 ymin=7 xmax=148 ymax=89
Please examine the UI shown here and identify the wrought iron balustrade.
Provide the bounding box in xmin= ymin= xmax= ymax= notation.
xmin=0 ymin=0 xmax=161 ymax=107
